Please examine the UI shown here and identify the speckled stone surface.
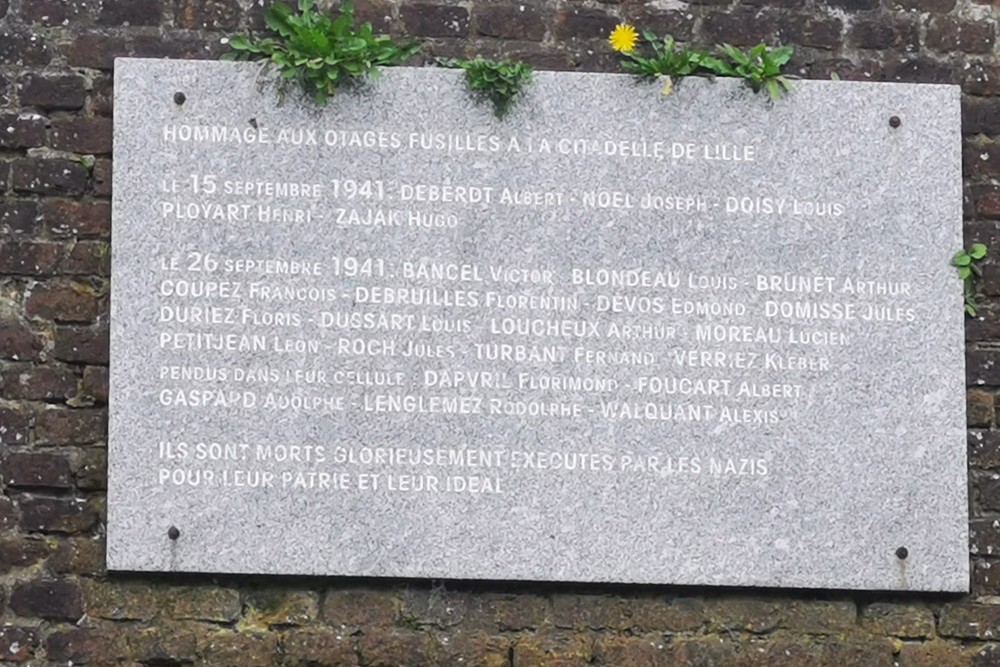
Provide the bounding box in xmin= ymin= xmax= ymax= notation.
xmin=109 ymin=58 xmax=966 ymax=591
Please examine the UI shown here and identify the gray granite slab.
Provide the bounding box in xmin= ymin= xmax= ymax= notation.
xmin=109 ymin=58 xmax=967 ymax=591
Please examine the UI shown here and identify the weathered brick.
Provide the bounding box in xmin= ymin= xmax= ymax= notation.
xmin=100 ymin=0 xmax=163 ymax=25
xmin=511 ymin=632 xmax=593 ymax=667
xmin=940 ymin=603 xmax=1000 ymax=639
xmin=964 ymin=62 xmax=1000 ymax=97
xmin=779 ymin=15 xmax=842 ymax=50
xmin=41 ymin=199 xmax=111 ymax=238
xmin=19 ymin=0 xmax=94 ymax=26
xmin=10 ymin=579 xmax=83 ymax=620
xmin=11 ymin=158 xmax=89 ymax=196
xmin=486 ymin=593 xmax=549 ymax=631
xmin=706 ymin=597 xmax=784 ymax=633
xmin=0 ymin=627 xmax=39 ymax=662
xmin=848 ymin=17 xmax=918 ymax=50
xmin=438 ymin=633 xmax=510 ymax=667
xmin=973 ymin=558 xmax=1000 ymax=595
xmin=358 ymin=632 xmax=438 ymax=667
xmin=164 ymin=586 xmax=242 ymax=622
xmin=19 ymin=496 xmax=99 ymax=533
xmin=282 ymin=628 xmax=359 ymax=666
xmin=703 ymin=10 xmax=780 ymax=45
xmin=49 ymin=117 xmax=114 ymax=154
xmin=819 ymin=0 xmax=878 ymax=10
xmin=888 ymin=0 xmax=955 ymax=10
xmin=2 ymin=452 xmax=73 ymax=487
xmin=966 ymin=141 xmax=1000 ymax=180
xmin=1 ymin=365 xmax=77 ymax=400
xmin=59 ymin=240 xmax=111 ymax=275
xmin=18 ymin=73 xmax=87 ymax=109
xmin=85 ymin=580 xmax=162 ymax=621
xmin=0 ymin=241 xmax=63 ymax=274
xmin=552 ymin=594 xmax=703 ymax=633
xmin=46 ymin=625 xmax=131 ymax=665
xmin=0 ymin=496 xmax=17 ymax=531
xmin=0 ymin=406 xmax=30 ymax=445
xmin=26 ymin=281 xmax=101 ymax=322
xmin=475 ymin=5 xmax=545 ymax=41
xmin=0 ymin=536 xmax=55 ymax=572
xmin=0 ymin=200 xmax=39 ymax=236
xmin=132 ymin=33 xmax=228 ymax=60
xmin=93 ymin=158 xmax=112 ymax=196
xmin=76 ymin=447 xmax=107 ymax=490
xmin=968 ymin=389 xmax=994 ymax=427
xmin=622 ymin=9 xmax=694 ymax=40
xmin=91 ymin=75 xmax=114 ymax=115
xmin=0 ymin=30 xmax=53 ymax=66
xmin=197 ymin=631 xmax=280 ymax=667
xmin=860 ymin=603 xmax=935 ymax=638
xmin=0 ymin=317 xmax=44 ymax=360
xmin=62 ymin=32 xmax=130 ymax=69
xmin=176 ymin=0 xmax=241 ymax=30
xmin=964 ymin=98 xmax=1000 ymax=137
xmin=0 ymin=113 xmax=47 ymax=149
xmin=130 ymin=624 xmax=199 ymax=664
xmin=82 ymin=365 xmax=109 ymax=403
xmin=972 ymin=430 xmax=1000 ymax=469
xmin=927 ymin=18 xmax=995 ymax=55
xmin=401 ymin=4 xmax=470 ymax=38
xmin=322 ymin=588 xmax=399 ymax=629
xmin=594 ymin=636 xmax=679 ymax=667
xmin=553 ymin=8 xmax=616 ymax=40
xmin=50 ymin=535 xmax=106 ymax=575
xmin=35 ymin=407 xmax=107 ymax=444
xmin=885 ymin=58 xmax=957 ymax=85
xmin=53 ymin=326 xmax=110 ymax=365
xmin=245 ymin=590 xmax=320 ymax=627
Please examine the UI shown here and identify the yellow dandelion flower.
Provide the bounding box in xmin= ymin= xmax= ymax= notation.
xmin=608 ymin=23 xmax=638 ymax=53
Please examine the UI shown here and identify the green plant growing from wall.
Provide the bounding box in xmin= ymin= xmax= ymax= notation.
xmin=710 ymin=43 xmax=794 ymax=100
xmin=953 ymin=243 xmax=989 ymax=316
xmin=224 ymin=0 xmax=421 ymax=104
xmin=607 ymin=24 xmax=794 ymax=100
xmin=442 ymin=57 xmax=534 ymax=119
xmin=612 ymin=28 xmax=723 ymax=95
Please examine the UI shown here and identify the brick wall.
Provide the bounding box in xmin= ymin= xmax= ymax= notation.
xmin=0 ymin=0 xmax=998 ymax=664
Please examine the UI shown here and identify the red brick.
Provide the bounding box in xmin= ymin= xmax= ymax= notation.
xmin=968 ymin=389 xmax=994 ymax=427
xmin=0 ymin=318 xmax=44 ymax=360
xmin=175 ymin=0 xmax=241 ymax=30
xmin=779 ymin=15 xmax=842 ymax=50
xmin=0 ymin=200 xmax=39 ymax=236
xmin=0 ymin=536 xmax=56 ymax=572
xmin=703 ymin=10 xmax=780 ymax=45
xmin=62 ymin=32 xmax=129 ymax=69
xmin=100 ymin=0 xmax=163 ymax=25
xmin=41 ymin=199 xmax=110 ymax=238
xmin=926 ymin=17 xmax=995 ymax=55
xmin=50 ymin=536 xmax=106 ymax=575
xmin=964 ymin=62 xmax=1000 ymax=96
xmin=10 ymin=579 xmax=83 ymax=620
xmin=19 ymin=497 xmax=99 ymax=534
xmin=53 ymin=326 xmax=109 ymax=365
xmin=0 ymin=241 xmax=62 ymax=274
xmin=0 ymin=365 xmax=78 ymax=400
xmin=2 ymin=452 xmax=73 ymax=488
xmin=971 ymin=429 xmax=1000 ymax=469
xmin=889 ymin=0 xmax=955 ymax=9
xmin=966 ymin=141 xmax=1000 ymax=179
xmin=82 ymin=366 xmax=109 ymax=403
xmin=622 ymin=9 xmax=695 ymax=41
xmin=11 ymin=158 xmax=89 ymax=196
xmin=819 ymin=0 xmax=878 ymax=9
xmin=18 ymin=73 xmax=87 ymax=109
xmin=26 ymin=281 xmax=100 ymax=322
xmin=885 ymin=57 xmax=957 ymax=85
xmin=553 ymin=8 xmax=616 ymax=41
xmin=48 ymin=118 xmax=113 ymax=154
xmin=59 ymin=241 xmax=110 ymax=275
xmin=0 ymin=114 xmax=47 ymax=149
xmin=35 ymin=407 xmax=107 ymax=444
xmin=401 ymin=4 xmax=470 ymax=38
xmin=133 ymin=34 xmax=229 ymax=60
xmin=475 ymin=5 xmax=545 ymax=41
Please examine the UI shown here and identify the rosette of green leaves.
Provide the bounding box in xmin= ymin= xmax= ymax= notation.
xmin=446 ymin=57 xmax=533 ymax=119
xmin=619 ymin=32 xmax=724 ymax=81
xmin=953 ymin=243 xmax=988 ymax=316
xmin=224 ymin=0 xmax=421 ymax=104
xmin=707 ymin=43 xmax=794 ymax=100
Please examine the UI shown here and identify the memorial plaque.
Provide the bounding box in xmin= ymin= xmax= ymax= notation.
xmin=109 ymin=58 xmax=967 ymax=591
